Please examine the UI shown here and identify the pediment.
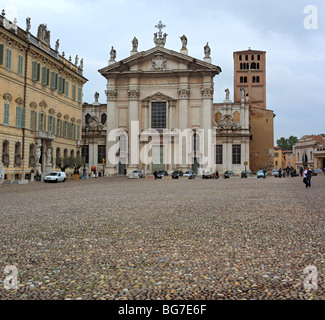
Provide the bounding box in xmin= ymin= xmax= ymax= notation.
xmin=142 ymin=92 xmax=176 ymax=103
xmin=99 ymin=46 xmax=222 ymax=76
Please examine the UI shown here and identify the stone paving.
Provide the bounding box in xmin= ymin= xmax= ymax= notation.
xmin=0 ymin=175 xmax=324 ymax=300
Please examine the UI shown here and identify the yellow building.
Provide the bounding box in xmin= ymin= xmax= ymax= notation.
xmin=282 ymin=150 xmax=295 ymax=169
xmin=273 ymin=146 xmax=282 ymax=170
xmin=0 ymin=14 xmax=87 ymax=181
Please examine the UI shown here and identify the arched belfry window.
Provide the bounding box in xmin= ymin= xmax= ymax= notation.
xmin=85 ymin=113 xmax=91 ymax=125
xmin=101 ymin=113 xmax=107 ymax=125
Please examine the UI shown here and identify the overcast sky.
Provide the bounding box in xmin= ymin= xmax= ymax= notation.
xmin=3 ymin=0 xmax=325 ymax=143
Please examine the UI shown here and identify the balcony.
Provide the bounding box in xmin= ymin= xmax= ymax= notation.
xmin=35 ymin=131 xmax=55 ymax=141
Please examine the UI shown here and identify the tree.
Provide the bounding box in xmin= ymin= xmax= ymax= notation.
xmin=277 ymin=136 xmax=298 ymax=150
xmin=56 ymin=156 xmax=74 ymax=172
xmin=72 ymin=156 xmax=83 ymax=174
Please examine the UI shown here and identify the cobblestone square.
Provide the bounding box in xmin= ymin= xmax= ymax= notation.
xmin=0 ymin=176 xmax=324 ymax=300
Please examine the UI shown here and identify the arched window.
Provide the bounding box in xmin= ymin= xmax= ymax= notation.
xmin=245 ymin=55 xmax=248 ymax=61
xmin=15 ymin=142 xmax=22 ymax=167
xmin=256 ymin=76 xmax=260 ymax=83
xmin=101 ymin=113 xmax=107 ymax=125
xmin=251 ymin=62 xmax=256 ymax=70
xmin=257 ymin=55 xmax=261 ymax=61
xmin=64 ymin=149 xmax=68 ymax=159
xmin=193 ymin=133 xmax=200 ymax=152
xmin=252 ymin=76 xmax=256 ymax=83
xmin=240 ymin=76 xmax=244 ymax=83
xmin=85 ymin=113 xmax=91 ymax=125
xmin=239 ymin=55 xmax=242 ymax=61
xmin=70 ymin=150 xmax=74 ymax=158
xmin=257 ymin=63 xmax=260 ymax=69
xmin=2 ymin=140 xmax=9 ymax=166
xmin=240 ymin=63 xmax=243 ymax=70
xmin=251 ymin=55 xmax=254 ymax=61
xmin=244 ymin=76 xmax=248 ymax=83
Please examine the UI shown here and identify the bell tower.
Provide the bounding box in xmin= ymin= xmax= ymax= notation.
xmin=233 ymin=48 xmax=266 ymax=109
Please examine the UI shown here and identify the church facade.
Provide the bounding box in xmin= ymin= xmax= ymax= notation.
xmin=82 ymin=22 xmax=273 ymax=176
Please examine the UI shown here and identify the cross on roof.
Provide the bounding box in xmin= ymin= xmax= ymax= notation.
xmin=155 ymin=20 xmax=166 ymax=37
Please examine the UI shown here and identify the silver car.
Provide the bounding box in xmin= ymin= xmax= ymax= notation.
xmin=128 ymin=170 xmax=144 ymax=179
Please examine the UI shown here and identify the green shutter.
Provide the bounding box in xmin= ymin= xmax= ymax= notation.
xmin=55 ymin=73 xmax=58 ymax=90
xmin=50 ymin=72 xmax=55 ymax=89
xmin=32 ymin=61 xmax=38 ymax=80
xmin=44 ymin=114 xmax=47 ymax=132
xmin=42 ymin=66 xmax=47 ymax=85
xmin=30 ymin=110 xmax=34 ymax=130
xmin=72 ymin=85 xmax=76 ymax=100
xmin=46 ymin=68 xmax=50 ymax=85
xmin=38 ymin=113 xmax=42 ymax=131
xmin=21 ymin=108 xmax=26 ymax=128
xmin=77 ymin=125 xmax=80 ymax=141
xmin=78 ymin=88 xmax=82 ymax=103
xmin=60 ymin=119 xmax=63 ymax=137
xmin=4 ymin=103 xmax=9 ymax=125
xmin=48 ymin=116 xmax=51 ymax=132
xmin=6 ymin=48 xmax=12 ymax=70
xmin=18 ymin=56 xmax=23 ymax=75
xmin=16 ymin=106 xmax=22 ymax=128
xmin=73 ymin=124 xmax=76 ymax=140
xmin=0 ymin=44 xmax=4 ymax=65
xmin=53 ymin=117 xmax=56 ymax=134
xmin=58 ymin=77 xmax=63 ymax=94
xmin=37 ymin=63 xmax=40 ymax=81
xmin=34 ymin=111 xmax=37 ymax=131
xmin=65 ymin=81 xmax=69 ymax=97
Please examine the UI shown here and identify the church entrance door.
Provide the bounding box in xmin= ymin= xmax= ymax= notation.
xmin=152 ymin=145 xmax=165 ymax=173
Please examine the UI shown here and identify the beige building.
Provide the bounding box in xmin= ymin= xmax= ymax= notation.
xmin=93 ymin=23 xmax=251 ymax=176
xmin=0 ymin=13 xmax=87 ymax=181
xmin=294 ymin=135 xmax=325 ymax=171
xmin=233 ymin=49 xmax=275 ymax=173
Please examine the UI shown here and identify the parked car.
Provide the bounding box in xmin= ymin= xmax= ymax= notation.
xmin=225 ymin=170 xmax=235 ymax=177
xmin=44 ymin=171 xmax=66 ymax=183
xmin=128 ymin=170 xmax=144 ymax=179
xmin=171 ymin=170 xmax=184 ymax=179
xmin=312 ymin=168 xmax=324 ymax=176
xmin=241 ymin=170 xmax=251 ymax=178
xmin=157 ymin=171 xmax=168 ymax=179
xmin=257 ymin=170 xmax=268 ymax=178
xmin=271 ymin=169 xmax=280 ymax=177
xmin=183 ymin=170 xmax=196 ymax=179
xmin=202 ymin=171 xmax=214 ymax=179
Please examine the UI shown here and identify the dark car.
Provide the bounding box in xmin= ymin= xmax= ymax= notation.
xmin=157 ymin=171 xmax=168 ymax=179
xmin=312 ymin=168 xmax=324 ymax=176
xmin=202 ymin=171 xmax=213 ymax=179
xmin=171 ymin=170 xmax=184 ymax=179
xmin=225 ymin=170 xmax=235 ymax=177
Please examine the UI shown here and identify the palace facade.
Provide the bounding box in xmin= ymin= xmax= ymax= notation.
xmin=0 ymin=12 xmax=87 ymax=181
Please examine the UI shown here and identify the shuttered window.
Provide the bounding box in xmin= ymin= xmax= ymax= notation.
xmin=42 ymin=67 xmax=50 ymax=86
xmin=72 ymin=84 xmax=76 ymax=100
xmin=77 ymin=125 xmax=80 ymax=141
xmin=0 ymin=44 xmax=4 ymax=65
xmin=16 ymin=107 xmax=25 ymax=128
xmin=58 ymin=77 xmax=65 ymax=94
xmin=6 ymin=48 xmax=12 ymax=70
xmin=32 ymin=61 xmax=40 ymax=81
xmin=18 ymin=55 xmax=24 ymax=75
xmin=77 ymin=87 xmax=82 ymax=103
xmin=65 ymin=81 xmax=69 ymax=97
xmin=50 ymin=72 xmax=58 ymax=90
xmin=4 ymin=103 xmax=10 ymax=125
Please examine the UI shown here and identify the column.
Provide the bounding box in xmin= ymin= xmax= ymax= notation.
xmin=178 ymin=88 xmax=189 ymax=170
xmin=105 ymin=79 xmax=118 ymax=175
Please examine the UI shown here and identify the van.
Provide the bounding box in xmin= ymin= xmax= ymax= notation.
xmin=44 ymin=171 xmax=67 ymax=183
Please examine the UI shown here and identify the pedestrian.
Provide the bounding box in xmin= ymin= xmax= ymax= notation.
xmin=215 ymin=170 xmax=219 ymax=179
xmin=303 ymin=167 xmax=311 ymax=188
xmin=154 ymin=171 xmax=158 ymax=180
xmin=278 ymin=168 xmax=282 ymax=178
xmin=300 ymin=167 xmax=303 ymax=177
xmin=263 ymin=168 xmax=267 ymax=179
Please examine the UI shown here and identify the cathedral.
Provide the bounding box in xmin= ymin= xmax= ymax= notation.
xmin=82 ymin=21 xmax=275 ymax=176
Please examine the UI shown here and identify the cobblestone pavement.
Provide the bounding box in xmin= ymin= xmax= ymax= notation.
xmin=0 ymin=175 xmax=324 ymax=300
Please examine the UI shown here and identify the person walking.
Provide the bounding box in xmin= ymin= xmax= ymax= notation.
xmin=153 ymin=171 xmax=158 ymax=180
xmin=303 ymin=167 xmax=311 ymax=188
xmin=300 ymin=167 xmax=304 ymax=177
xmin=263 ymin=168 xmax=267 ymax=179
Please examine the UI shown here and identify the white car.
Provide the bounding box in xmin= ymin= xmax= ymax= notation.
xmin=183 ymin=170 xmax=196 ymax=179
xmin=128 ymin=170 xmax=144 ymax=179
xmin=44 ymin=171 xmax=66 ymax=183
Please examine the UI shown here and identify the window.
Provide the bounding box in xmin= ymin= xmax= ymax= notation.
xmin=48 ymin=115 xmax=53 ymax=133
xmin=18 ymin=55 xmax=24 ymax=75
xmin=58 ymin=77 xmax=65 ymax=94
xmin=0 ymin=44 xmax=4 ymax=65
xmin=101 ymin=113 xmax=107 ymax=125
xmin=251 ymin=62 xmax=256 ymax=70
xmin=151 ymin=102 xmax=167 ymax=129
xmin=56 ymin=148 xmax=61 ymax=167
xmin=232 ymin=145 xmax=241 ymax=165
xmin=82 ymin=146 xmax=89 ymax=164
xmin=3 ymin=102 xmax=10 ymax=125
xmin=16 ymin=106 xmax=25 ymax=128
xmin=240 ymin=76 xmax=244 ymax=83
xmin=2 ymin=140 xmax=9 ymax=167
xmin=85 ymin=113 xmax=91 ymax=125
xmin=119 ymin=135 xmax=127 ymax=152
xmin=215 ymin=145 xmax=223 ymax=164
xmin=245 ymin=55 xmax=248 ymax=61
xmin=29 ymin=144 xmax=36 ymax=167
xmin=77 ymin=87 xmax=82 ymax=103
xmin=251 ymin=55 xmax=254 ymax=61
xmin=239 ymin=55 xmax=242 ymax=61
xmin=70 ymin=150 xmax=74 ymax=158
xmin=56 ymin=118 xmax=61 ymax=136
xmin=65 ymin=81 xmax=69 ymax=97
xmin=50 ymin=72 xmax=58 ymax=90
xmin=193 ymin=133 xmax=200 ymax=152
xmin=256 ymin=76 xmax=260 ymax=83
xmin=63 ymin=121 xmax=67 ymax=138
xmin=274 ymin=152 xmax=279 ymax=158
xmin=257 ymin=55 xmax=261 ymax=61
xmin=5 ymin=48 xmax=12 ymax=70
xmin=244 ymin=76 xmax=247 ymax=83
xmin=14 ymin=142 xmax=21 ymax=166
xmin=252 ymin=76 xmax=256 ymax=83
xmin=257 ymin=63 xmax=260 ymax=69
xmin=32 ymin=61 xmax=40 ymax=81
xmin=42 ymin=66 xmax=50 ymax=86
xmin=77 ymin=125 xmax=80 ymax=141
xmin=98 ymin=145 xmax=106 ymax=164
xmin=72 ymin=84 xmax=76 ymax=100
